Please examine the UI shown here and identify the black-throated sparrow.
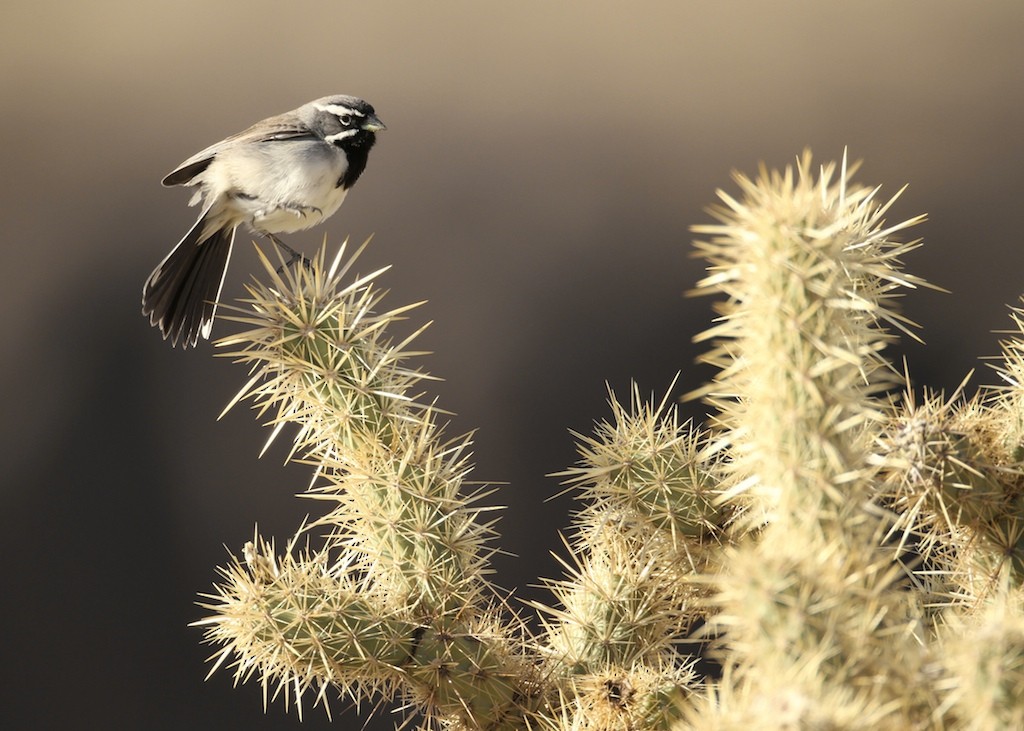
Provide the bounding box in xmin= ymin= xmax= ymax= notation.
xmin=142 ymin=94 xmax=385 ymax=347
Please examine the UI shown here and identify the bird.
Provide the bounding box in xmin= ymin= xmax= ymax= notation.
xmin=142 ymin=94 xmax=385 ymax=347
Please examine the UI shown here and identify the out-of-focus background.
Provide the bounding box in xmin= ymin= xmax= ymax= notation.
xmin=2 ymin=2 xmax=1022 ymax=728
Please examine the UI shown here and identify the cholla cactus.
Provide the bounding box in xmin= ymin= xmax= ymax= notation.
xmin=184 ymin=153 xmax=1024 ymax=729
xmin=679 ymin=153 xmax=935 ymax=728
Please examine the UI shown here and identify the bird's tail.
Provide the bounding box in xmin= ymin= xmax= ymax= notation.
xmin=142 ymin=206 xmax=235 ymax=348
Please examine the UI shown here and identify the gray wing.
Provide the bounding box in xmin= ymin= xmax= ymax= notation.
xmin=162 ymin=114 xmax=317 ymax=187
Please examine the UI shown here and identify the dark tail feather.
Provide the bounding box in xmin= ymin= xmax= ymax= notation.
xmin=142 ymin=208 xmax=235 ymax=348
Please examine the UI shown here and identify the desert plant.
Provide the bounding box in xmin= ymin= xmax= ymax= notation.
xmin=184 ymin=152 xmax=1024 ymax=730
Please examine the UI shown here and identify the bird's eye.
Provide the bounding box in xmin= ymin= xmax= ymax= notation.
xmin=339 ymin=114 xmax=353 ymax=125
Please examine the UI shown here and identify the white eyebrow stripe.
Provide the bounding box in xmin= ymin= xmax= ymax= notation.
xmin=324 ymin=129 xmax=359 ymax=143
xmin=315 ymin=103 xmax=366 ymax=118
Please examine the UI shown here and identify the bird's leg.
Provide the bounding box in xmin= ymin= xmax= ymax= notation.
xmin=266 ymin=234 xmax=312 ymax=272
xmin=267 ymin=233 xmax=301 ymax=260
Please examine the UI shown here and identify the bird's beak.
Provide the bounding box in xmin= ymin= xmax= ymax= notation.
xmin=361 ymin=114 xmax=386 ymax=132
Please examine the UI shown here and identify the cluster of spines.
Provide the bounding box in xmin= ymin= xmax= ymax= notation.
xmin=198 ymin=240 xmax=538 ymax=728
xmin=534 ymin=382 xmax=725 ymax=729
xmin=873 ymin=304 xmax=1024 ymax=728
xmin=681 ymin=151 xmax=940 ymax=728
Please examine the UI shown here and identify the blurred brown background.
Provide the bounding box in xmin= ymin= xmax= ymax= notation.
xmin=2 ymin=1 xmax=1022 ymax=728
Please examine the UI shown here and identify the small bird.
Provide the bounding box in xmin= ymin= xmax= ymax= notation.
xmin=142 ymin=94 xmax=385 ymax=347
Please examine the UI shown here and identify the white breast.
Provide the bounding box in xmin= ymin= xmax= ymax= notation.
xmin=200 ymin=139 xmax=351 ymax=234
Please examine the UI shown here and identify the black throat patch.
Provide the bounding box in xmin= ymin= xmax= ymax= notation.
xmin=336 ymin=133 xmax=376 ymax=189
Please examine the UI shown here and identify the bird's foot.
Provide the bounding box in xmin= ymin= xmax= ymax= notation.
xmin=253 ymin=202 xmax=323 ymax=221
xmin=283 ymin=202 xmax=323 ymax=219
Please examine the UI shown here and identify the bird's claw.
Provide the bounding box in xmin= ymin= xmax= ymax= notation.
xmin=287 ymin=203 xmax=322 ymax=219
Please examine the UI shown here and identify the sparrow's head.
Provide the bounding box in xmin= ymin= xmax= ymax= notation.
xmin=305 ymin=95 xmax=386 ymax=151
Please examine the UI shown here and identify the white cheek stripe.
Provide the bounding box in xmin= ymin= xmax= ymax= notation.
xmin=314 ymin=103 xmax=366 ymax=118
xmin=324 ymin=129 xmax=359 ymax=143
